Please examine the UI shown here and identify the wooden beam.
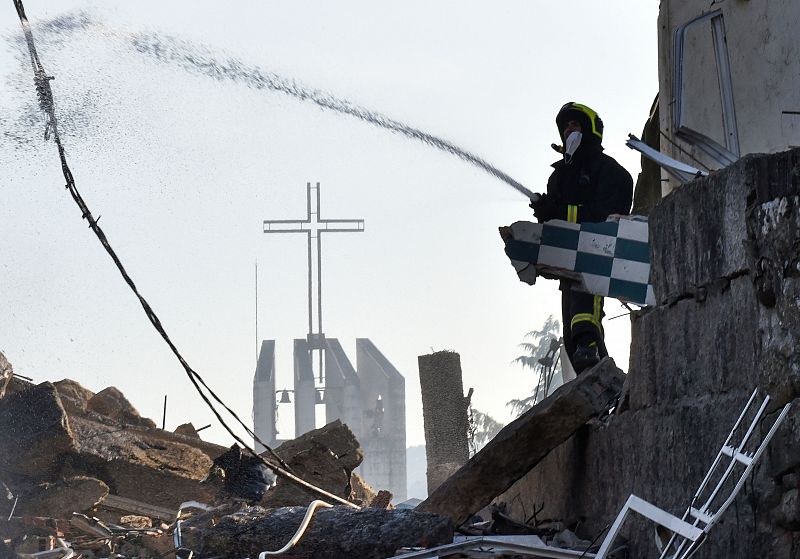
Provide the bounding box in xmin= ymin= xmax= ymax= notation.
xmin=416 ymin=358 xmax=625 ymax=526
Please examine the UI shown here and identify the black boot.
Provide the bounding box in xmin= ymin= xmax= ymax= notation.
xmin=572 ymin=344 xmax=600 ymax=373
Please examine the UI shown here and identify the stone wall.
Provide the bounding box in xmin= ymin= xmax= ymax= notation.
xmin=498 ymin=149 xmax=800 ymax=558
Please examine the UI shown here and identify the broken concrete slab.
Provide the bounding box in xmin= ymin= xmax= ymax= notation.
xmin=269 ymin=419 xmax=363 ymax=472
xmin=261 ymin=441 xmax=349 ymax=507
xmin=0 ymin=381 xmax=76 ymax=479
xmin=15 ymin=476 xmax=109 ymax=519
xmin=62 ymin=413 xmax=216 ymax=509
xmin=183 ymin=505 xmax=453 ymax=559
xmin=87 ymin=386 xmax=157 ymax=429
xmin=416 ymin=358 xmax=625 ymax=526
xmin=0 ymin=373 xmax=233 ymax=511
xmin=53 ymin=379 xmax=95 ymax=415
xmin=253 ymin=419 xmax=368 ymax=507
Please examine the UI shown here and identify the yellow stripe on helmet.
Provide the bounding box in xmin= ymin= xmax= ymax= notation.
xmin=571 ymin=103 xmax=603 ymax=140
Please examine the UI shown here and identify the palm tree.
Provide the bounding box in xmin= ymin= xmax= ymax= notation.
xmin=507 ymin=315 xmax=562 ymax=416
xmin=467 ymin=407 xmax=504 ymax=455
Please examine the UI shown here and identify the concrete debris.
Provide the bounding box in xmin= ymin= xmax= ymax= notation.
xmin=118 ymin=515 xmax=153 ymax=530
xmin=260 ymin=419 xmax=369 ymax=508
xmin=392 ymin=503 xmax=602 ymax=558
xmin=173 ymin=422 xmax=201 ymax=438
xmin=268 ymin=418 xmax=364 ymax=472
xmin=62 ymin=411 xmax=217 ymax=509
xmin=0 ymin=354 xmax=622 ymax=559
xmin=0 ymin=354 xmax=408 ymax=557
xmin=15 ymin=477 xmax=109 ymax=519
xmin=392 ymin=534 xmax=591 ymax=559
xmin=367 ymin=489 xmax=393 ymax=509
xmin=262 ymin=441 xmax=348 ymax=507
xmin=0 ymin=382 xmax=76 ymax=479
xmin=52 ymin=380 xmax=95 ymax=415
xmin=85 ymin=386 xmax=157 ymax=429
xmin=349 ymin=471 xmax=378 ymax=506
xmin=416 ymin=358 xmax=625 ymax=526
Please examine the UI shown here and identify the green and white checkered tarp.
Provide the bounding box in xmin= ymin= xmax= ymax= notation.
xmin=503 ymin=216 xmax=655 ymax=307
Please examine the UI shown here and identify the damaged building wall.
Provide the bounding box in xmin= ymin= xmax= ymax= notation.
xmin=659 ymin=0 xmax=800 ymax=194
xmin=498 ymin=149 xmax=800 ymax=558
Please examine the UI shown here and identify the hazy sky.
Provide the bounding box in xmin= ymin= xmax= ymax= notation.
xmin=1 ymin=1 xmax=659 ymax=447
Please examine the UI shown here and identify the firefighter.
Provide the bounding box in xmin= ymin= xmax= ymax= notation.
xmin=530 ymin=102 xmax=633 ymax=372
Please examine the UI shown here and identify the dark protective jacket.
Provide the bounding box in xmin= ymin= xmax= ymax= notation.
xmin=543 ymin=144 xmax=633 ymax=223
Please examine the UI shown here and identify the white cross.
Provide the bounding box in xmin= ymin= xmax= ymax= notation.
xmin=263 ymin=182 xmax=364 ymax=381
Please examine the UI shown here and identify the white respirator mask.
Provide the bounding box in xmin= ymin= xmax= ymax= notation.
xmin=564 ymin=131 xmax=583 ymax=163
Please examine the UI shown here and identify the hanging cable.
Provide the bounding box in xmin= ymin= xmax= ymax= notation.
xmin=11 ymin=0 xmax=358 ymax=510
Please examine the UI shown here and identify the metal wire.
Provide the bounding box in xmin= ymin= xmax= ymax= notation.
xmin=252 ymin=500 xmax=333 ymax=557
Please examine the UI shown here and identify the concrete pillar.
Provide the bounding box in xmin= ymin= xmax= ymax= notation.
xmin=323 ymin=338 xmax=363 ymax=436
xmin=253 ymin=340 xmax=277 ymax=451
xmin=356 ymin=338 xmax=407 ymax=502
xmin=293 ymin=339 xmax=316 ymax=436
xmin=417 ymin=351 xmax=470 ymax=495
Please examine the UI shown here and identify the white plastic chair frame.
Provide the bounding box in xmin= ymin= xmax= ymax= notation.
xmin=595 ymin=388 xmax=792 ymax=559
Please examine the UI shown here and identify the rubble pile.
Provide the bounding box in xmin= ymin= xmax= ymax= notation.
xmin=0 ymin=351 xmax=450 ymax=558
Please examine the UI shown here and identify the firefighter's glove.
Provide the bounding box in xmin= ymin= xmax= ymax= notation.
xmin=529 ymin=193 xmax=557 ymax=222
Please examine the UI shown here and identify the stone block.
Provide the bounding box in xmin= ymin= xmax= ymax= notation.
xmin=63 ymin=414 xmax=215 ymax=509
xmin=174 ymin=422 xmax=201 ymax=438
xmin=87 ymin=386 xmax=156 ymax=429
xmin=270 ymin=419 xmax=363 ymax=472
xmin=0 ymin=382 xmax=76 ymax=479
xmin=53 ymin=379 xmax=95 ymax=414
xmin=261 ymin=442 xmax=349 ymax=507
